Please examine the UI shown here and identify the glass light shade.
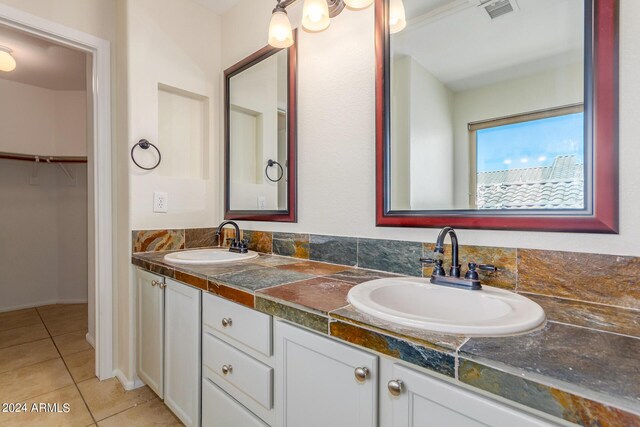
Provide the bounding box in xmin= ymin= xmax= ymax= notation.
xmin=0 ymin=48 xmax=16 ymax=72
xmin=344 ymin=0 xmax=374 ymax=9
xmin=302 ymin=0 xmax=330 ymax=32
xmin=268 ymin=10 xmax=294 ymax=48
xmin=389 ymin=0 xmax=406 ymax=34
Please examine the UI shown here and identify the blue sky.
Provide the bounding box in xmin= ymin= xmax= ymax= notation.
xmin=476 ymin=112 xmax=584 ymax=173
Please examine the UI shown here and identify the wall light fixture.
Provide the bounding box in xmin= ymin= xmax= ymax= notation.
xmin=0 ymin=46 xmax=16 ymax=72
xmin=268 ymin=0 xmax=399 ymax=48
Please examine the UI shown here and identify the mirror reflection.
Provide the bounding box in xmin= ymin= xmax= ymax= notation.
xmin=389 ymin=0 xmax=586 ymax=211
xmin=228 ymin=49 xmax=288 ymax=211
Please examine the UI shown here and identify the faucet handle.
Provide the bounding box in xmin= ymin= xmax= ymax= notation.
xmin=464 ymin=262 xmax=479 ymax=280
xmin=420 ymin=258 xmax=445 ymax=276
xmin=478 ymin=264 xmax=498 ymax=272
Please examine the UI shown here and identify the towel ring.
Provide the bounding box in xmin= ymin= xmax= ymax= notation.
xmin=131 ymin=139 xmax=161 ymax=170
xmin=265 ymin=159 xmax=284 ymax=182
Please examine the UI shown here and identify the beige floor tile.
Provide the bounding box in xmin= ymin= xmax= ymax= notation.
xmin=53 ymin=330 xmax=92 ymax=356
xmin=0 ymin=358 xmax=73 ymax=403
xmin=36 ymin=303 xmax=87 ymax=318
xmin=97 ymin=398 xmax=183 ymax=427
xmin=0 ymin=322 xmax=49 ymax=349
xmin=64 ymin=349 xmax=96 ymax=383
xmin=0 ymin=309 xmax=42 ymax=332
xmin=0 ymin=338 xmax=59 ymax=374
xmin=44 ymin=313 xmax=88 ymax=337
xmin=0 ymin=384 xmax=94 ymax=427
xmin=77 ymin=377 xmax=156 ymax=421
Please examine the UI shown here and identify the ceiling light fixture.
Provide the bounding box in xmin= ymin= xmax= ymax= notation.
xmin=269 ymin=0 xmax=376 ymax=48
xmin=0 ymin=46 xmax=16 ymax=72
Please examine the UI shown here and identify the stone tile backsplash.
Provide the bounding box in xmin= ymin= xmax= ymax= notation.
xmin=132 ymin=227 xmax=640 ymax=339
xmin=132 ymin=229 xmax=184 ymax=252
xmin=517 ymin=249 xmax=640 ymax=310
xmin=358 ymin=238 xmax=423 ymax=276
xmin=272 ymin=232 xmax=309 ymax=259
xmin=309 ymin=234 xmax=358 ymax=266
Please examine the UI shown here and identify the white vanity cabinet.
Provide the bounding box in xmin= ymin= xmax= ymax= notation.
xmin=136 ymin=269 xmax=164 ymax=396
xmin=136 ymin=269 xmax=201 ymax=427
xmin=379 ymin=360 xmax=552 ymax=427
xmin=201 ymin=292 xmax=275 ymax=427
xmin=275 ymin=320 xmax=378 ymax=427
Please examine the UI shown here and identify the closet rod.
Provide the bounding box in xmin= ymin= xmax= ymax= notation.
xmin=0 ymin=152 xmax=87 ymax=163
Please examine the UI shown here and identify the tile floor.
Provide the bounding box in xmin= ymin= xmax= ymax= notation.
xmin=0 ymin=304 xmax=183 ymax=426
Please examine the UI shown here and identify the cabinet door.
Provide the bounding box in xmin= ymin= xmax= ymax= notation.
xmin=275 ymin=321 xmax=377 ymax=427
xmin=164 ymin=278 xmax=201 ymax=427
xmin=136 ymin=269 xmax=164 ymax=397
xmin=383 ymin=363 xmax=553 ymax=427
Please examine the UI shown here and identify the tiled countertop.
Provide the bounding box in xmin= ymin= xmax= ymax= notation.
xmin=132 ymin=250 xmax=640 ymax=426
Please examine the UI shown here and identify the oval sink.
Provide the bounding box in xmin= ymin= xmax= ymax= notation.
xmin=347 ymin=278 xmax=545 ymax=336
xmin=164 ymin=248 xmax=259 ymax=265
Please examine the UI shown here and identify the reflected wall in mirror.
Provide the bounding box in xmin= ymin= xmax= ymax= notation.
xmin=225 ymin=35 xmax=297 ymax=222
xmin=376 ymin=0 xmax=618 ymax=232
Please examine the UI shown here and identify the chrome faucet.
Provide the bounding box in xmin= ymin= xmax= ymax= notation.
xmin=215 ymin=220 xmax=248 ymax=254
xmin=420 ymin=227 xmax=497 ymax=290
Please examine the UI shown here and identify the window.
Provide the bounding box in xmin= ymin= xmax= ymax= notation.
xmin=469 ymin=105 xmax=584 ymax=210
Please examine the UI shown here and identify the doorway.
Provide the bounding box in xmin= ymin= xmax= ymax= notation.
xmin=0 ymin=4 xmax=113 ymax=381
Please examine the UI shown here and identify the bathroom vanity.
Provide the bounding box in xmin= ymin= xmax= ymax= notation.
xmin=137 ymin=267 xmax=551 ymax=427
xmin=133 ymin=247 xmax=640 ymax=427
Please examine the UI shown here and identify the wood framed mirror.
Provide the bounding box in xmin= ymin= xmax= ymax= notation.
xmin=375 ymin=0 xmax=618 ymax=232
xmin=224 ymin=31 xmax=297 ymax=222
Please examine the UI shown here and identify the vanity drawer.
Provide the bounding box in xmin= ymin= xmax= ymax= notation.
xmin=203 ymin=292 xmax=272 ymax=357
xmin=203 ymin=332 xmax=273 ymax=410
xmin=202 ymin=378 xmax=268 ymax=427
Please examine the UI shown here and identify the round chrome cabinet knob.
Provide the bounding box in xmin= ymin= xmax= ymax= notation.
xmin=221 ymin=364 xmax=233 ymax=375
xmin=354 ymin=367 xmax=370 ymax=383
xmin=221 ymin=318 xmax=232 ymax=328
xmin=151 ymin=280 xmax=159 ymax=287
xmin=387 ymin=379 xmax=404 ymax=396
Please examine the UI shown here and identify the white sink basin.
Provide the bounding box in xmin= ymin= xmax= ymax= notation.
xmin=163 ymin=248 xmax=258 ymax=265
xmin=347 ymin=277 xmax=545 ymax=336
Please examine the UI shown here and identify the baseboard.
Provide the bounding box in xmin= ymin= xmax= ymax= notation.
xmin=85 ymin=332 xmax=96 ymax=348
xmin=0 ymin=299 xmax=89 ymax=313
xmin=114 ymin=369 xmax=146 ymax=391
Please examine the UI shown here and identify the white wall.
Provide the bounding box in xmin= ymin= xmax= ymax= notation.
xmin=409 ymin=57 xmax=454 ymax=209
xmin=0 ymin=79 xmax=86 ymax=156
xmin=222 ymin=0 xmax=640 ymax=257
xmin=127 ymin=0 xmax=221 ymax=230
xmin=0 ymin=160 xmax=88 ymax=311
xmin=391 ymin=55 xmax=454 ymax=210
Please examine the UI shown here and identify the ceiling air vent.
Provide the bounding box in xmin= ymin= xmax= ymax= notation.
xmin=483 ymin=0 xmax=517 ymax=19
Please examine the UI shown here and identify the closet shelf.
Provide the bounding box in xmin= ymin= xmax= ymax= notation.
xmin=0 ymin=151 xmax=87 ymax=163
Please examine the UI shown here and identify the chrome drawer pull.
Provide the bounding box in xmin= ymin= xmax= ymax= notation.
xmin=388 ymin=379 xmax=404 ymax=396
xmin=354 ymin=367 xmax=370 ymax=383
xmin=222 ymin=364 xmax=233 ymax=375
xmin=221 ymin=318 xmax=232 ymax=328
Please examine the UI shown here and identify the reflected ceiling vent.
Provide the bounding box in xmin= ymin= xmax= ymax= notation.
xmin=478 ymin=0 xmax=518 ymax=19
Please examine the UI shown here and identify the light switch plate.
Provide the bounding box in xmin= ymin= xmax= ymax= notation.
xmin=258 ymin=196 xmax=267 ymax=210
xmin=153 ymin=191 xmax=168 ymax=213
